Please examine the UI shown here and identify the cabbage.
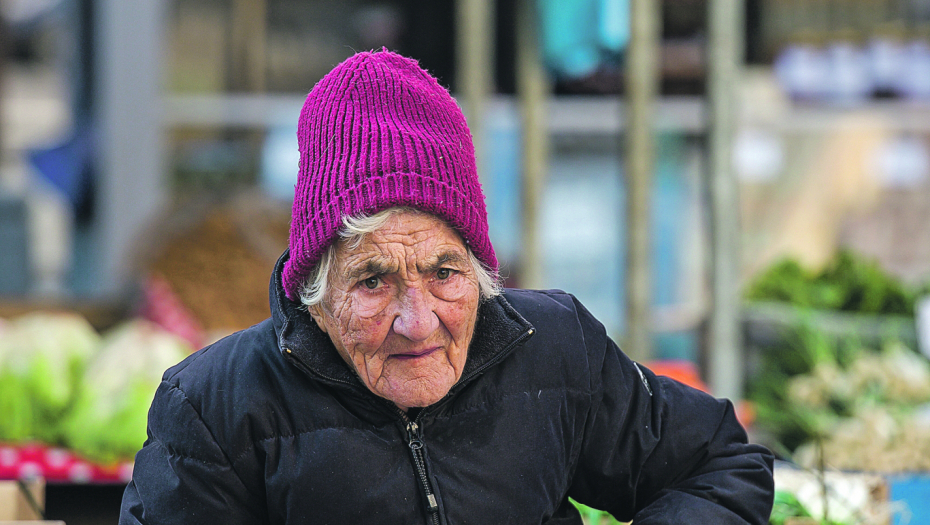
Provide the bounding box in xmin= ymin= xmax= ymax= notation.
xmin=0 ymin=367 xmax=32 ymax=442
xmin=63 ymin=319 xmax=191 ymax=463
xmin=0 ymin=313 xmax=100 ymax=444
xmin=0 ymin=319 xmax=31 ymax=442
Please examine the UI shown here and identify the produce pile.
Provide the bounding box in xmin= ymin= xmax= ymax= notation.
xmin=769 ymin=467 xmax=889 ymax=525
xmin=746 ymin=250 xmax=929 ymax=316
xmin=746 ymin=251 xmax=930 ymax=474
xmin=0 ymin=312 xmax=192 ymax=464
xmin=782 ymin=343 xmax=930 ymax=473
xmin=145 ymin=198 xmax=289 ymax=334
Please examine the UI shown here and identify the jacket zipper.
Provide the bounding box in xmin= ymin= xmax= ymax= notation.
xmin=286 ymin=350 xmax=440 ymax=524
xmin=285 ymin=353 xmax=441 ymax=525
xmin=284 ymin=324 xmax=535 ymax=525
xmin=406 ymin=420 xmax=440 ymax=525
xmin=396 ymin=327 xmax=534 ymax=525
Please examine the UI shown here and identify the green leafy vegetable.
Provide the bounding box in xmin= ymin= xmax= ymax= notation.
xmin=62 ymin=319 xmax=191 ymax=463
xmin=570 ymin=500 xmax=625 ymax=524
xmin=0 ymin=313 xmax=100 ymax=444
xmin=769 ymin=489 xmax=812 ymax=524
xmin=746 ymin=250 xmax=927 ymax=316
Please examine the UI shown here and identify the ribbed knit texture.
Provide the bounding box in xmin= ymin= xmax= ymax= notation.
xmin=282 ymin=50 xmax=497 ymax=301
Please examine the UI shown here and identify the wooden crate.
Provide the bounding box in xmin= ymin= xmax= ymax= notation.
xmin=0 ymin=479 xmax=44 ymax=521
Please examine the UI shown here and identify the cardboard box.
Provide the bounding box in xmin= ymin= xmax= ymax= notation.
xmin=0 ymin=479 xmax=44 ymax=521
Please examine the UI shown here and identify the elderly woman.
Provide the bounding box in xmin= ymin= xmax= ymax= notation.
xmin=120 ymin=51 xmax=774 ymax=524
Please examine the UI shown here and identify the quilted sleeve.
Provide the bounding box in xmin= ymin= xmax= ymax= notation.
xmin=119 ymin=380 xmax=266 ymax=525
xmin=567 ymin=296 xmax=775 ymax=524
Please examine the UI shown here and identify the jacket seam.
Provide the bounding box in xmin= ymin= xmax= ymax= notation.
xmin=162 ymin=345 xmax=214 ymax=381
xmin=230 ymin=424 xmax=397 ymax=466
xmin=150 ymin=436 xmax=217 ymax=467
xmin=167 ymin=382 xmax=262 ymax=501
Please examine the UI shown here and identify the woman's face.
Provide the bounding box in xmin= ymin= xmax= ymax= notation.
xmin=309 ymin=211 xmax=481 ymax=411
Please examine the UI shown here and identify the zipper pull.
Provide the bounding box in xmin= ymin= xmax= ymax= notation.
xmin=405 ymin=422 xmax=439 ymax=514
xmin=407 ymin=422 xmax=424 ymax=450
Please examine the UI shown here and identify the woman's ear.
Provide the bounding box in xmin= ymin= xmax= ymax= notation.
xmin=307 ymin=304 xmax=329 ymax=335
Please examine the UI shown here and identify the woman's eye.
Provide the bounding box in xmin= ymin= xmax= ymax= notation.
xmin=436 ymin=268 xmax=452 ymax=280
xmin=362 ymin=277 xmax=381 ymax=289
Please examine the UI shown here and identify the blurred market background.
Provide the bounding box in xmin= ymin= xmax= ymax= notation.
xmin=2 ymin=0 xmax=930 ymax=523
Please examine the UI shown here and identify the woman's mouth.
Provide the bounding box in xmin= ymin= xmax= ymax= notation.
xmin=391 ymin=347 xmax=440 ymax=360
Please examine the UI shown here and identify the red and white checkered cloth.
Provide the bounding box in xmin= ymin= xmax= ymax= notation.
xmin=0 ymin=442 xmax=133 ymax=484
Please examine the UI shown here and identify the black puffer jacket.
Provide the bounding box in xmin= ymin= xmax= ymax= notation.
xmin=120 ymin=253 xmax=774 ymax=524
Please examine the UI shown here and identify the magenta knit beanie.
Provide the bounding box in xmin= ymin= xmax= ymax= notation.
xmin=282 ymin=49 xmax=498 ymax=301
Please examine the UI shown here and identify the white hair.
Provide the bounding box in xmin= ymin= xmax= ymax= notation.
xmin=298 ymin=207 xmax=502 ymax=309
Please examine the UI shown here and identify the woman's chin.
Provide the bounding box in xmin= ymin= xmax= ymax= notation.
xmin=377 ymin=369 xmax=457 ymax=411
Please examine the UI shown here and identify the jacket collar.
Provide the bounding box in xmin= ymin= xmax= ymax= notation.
xmin=269 ymin=250 xmax=534 ymax=392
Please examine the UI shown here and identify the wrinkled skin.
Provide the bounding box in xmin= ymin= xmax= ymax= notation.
xmin=309 ymin=211 xmax=481 ymax=411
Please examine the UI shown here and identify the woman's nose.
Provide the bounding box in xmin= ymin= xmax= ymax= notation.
xmin=392 ymin=287 xmax=439 ymax=341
